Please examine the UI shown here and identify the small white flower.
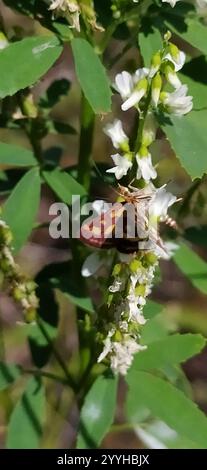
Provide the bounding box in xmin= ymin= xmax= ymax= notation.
xmin=109 ymin=279 xmax=123 ymax=293
xmin=115 ymin=71 xmax=134 ymax=99
xmin=110 ymin=338 xmax=146 ymax=375
xmin=49 ymin=0 xmax=80 ymax=31
xmin=104 ymin=120 xmax=128 ymax=149
xmin=136 ymin=150 xmax=157 ymax=182
xmin=81 ymin=252 xmax=103 ymax=278
xmin=106 ymin=153 xmax=132 ymax=180
xmin=162 ymin=85 xmax=193 ymax=116
xmin=128 ymin=298 xmax=147 ymax=324
xmin=97 ymin=334 xmax=113 ymax=364
xmin=150 ymin=185 xmax=177 ymax=219
xmin=134 ymin=68 xmax=149 ymax=82
xmin=162 ymin=0 xmax=180 ymax=7
xmin=164 ymin=50 xmax=186 ymax=72
xmin=115 ymin=69 xmax=148 ymax=111
xmin=166 ymin=70 xmax=182 ymax=89
xmin=121 ymin=88 xmax=146 ymax=111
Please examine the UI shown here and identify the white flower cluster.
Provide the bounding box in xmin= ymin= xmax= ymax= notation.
xmin=81 ymin=36 xmax=191 ymax=375
xmin=91 ymin=37 xmax=187 ymax=375
xmin=48 ymin=0 xmax=103 ymax=31
xmin=88 ymin=184 xmax=177 ymax=375
xmin=49 ymin=0 xmax=80 ymax=30
xmin=105 ymin=37 xmax=192 ymax=183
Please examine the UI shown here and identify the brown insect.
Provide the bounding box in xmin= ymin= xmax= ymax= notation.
xmin=80 ymin=184 xmax=154 ymax=253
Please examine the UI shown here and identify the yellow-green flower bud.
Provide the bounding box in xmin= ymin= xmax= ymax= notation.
xmin=164 ymin=31 xmax=172 ymax=42
xmin=144 ymin=252 xmax=158 ymax=266
xmin=12 ymin=286 xmax=25 ymax=301
xmin=112 ymin=263 xmax=122 ymax=277
xmin=169 ymin=42 xmax=180 ymax=60
xmin=24 ymin=307 xmax=37 ymax=324
xmin=129 ymin=258 xmax=142 ymax=273
xmin=151 ymin=72 xmax=162 ymax=107
xmin=135 ymin=284 xmax=146 ymax=296
xmin=136 ymin=77 xmax=148 ymax=92
xmin=113 ymin=330 xmax=123 ymax=342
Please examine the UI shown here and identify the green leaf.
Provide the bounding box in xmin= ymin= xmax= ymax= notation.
xmin=3 ymin=168 xmax=41 ymax=253
xmin=126 ymin=371 xmax=207 ymax=448
xmin=29 ymin=284 xmax=59 ymax=368
xmin=71 ymin=38 xmax=112 ymax=114
xmin=0 ymin=36 xmax=62 ymax=98
xmin=143 ymin=300 xmax=162 ymax=319
xmin=7 ymin=377 xmax=45 ymax=449
xmin=139 ymin=25 xmax=162 ymax=67
xmin=141 ymin=315 xmax=168 ymax=345
xmin=77 ymin=375 xmax=117 ymax=448
xmin=180 ymin=56 xmax=207 ymax=110
xmin=185 ymin=226 xmax=207 ymax=248
xmin=0 ymin=142 xmax=37 ymax=167
xmin=174 ymin=242 xmax=207 ymax=295
xmin=159 ymin=110 xmax=207 ymax=179
xmin=131 ymin=334 xmax=206 ymax=372
xmin=36 ymin=261 xmax=95 ymax=314
xmin=43 ymin=169 xmax=86 ymax=204
xmin=0 ymin=363 xmax=21 ymax=391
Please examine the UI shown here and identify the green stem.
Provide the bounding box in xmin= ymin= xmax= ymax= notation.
xmin=37 ymin=318 xmax=77 ymax=391
xmin=77 ymin=93 xmax=95 ymax=192
xmin=97 ymin=21 xmax=119 ymax=55
xmin=135 ymin=88 xmax=152 ymax=154
xmin=23 ymin=368 xmax=69 ymax=386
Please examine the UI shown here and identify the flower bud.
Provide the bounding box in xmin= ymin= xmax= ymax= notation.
xmin=24 ymin=307 xmax=37 ymax=324
xmin=151 ymin=72 xmax=162 ymax=107
xmin=149 ymin=52 xmax=162 ymax=78
xmin=142 ymin=112 xmax=157 ymax=147
xmin=163 ymin=63 xmax=181 ymax=89
xmin=135 ymin=284 xmax=146 ymax=296
xmin=168 ymin=42 xmax=180 ymax=61
xmin=129 ymin=259 xmax=142 ymax=273
xmin=112 ymin=263 xmax=122 ymax=277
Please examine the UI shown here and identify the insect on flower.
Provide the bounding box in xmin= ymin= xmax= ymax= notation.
xmin=80 ymin=184 xmax=155 ymax=253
